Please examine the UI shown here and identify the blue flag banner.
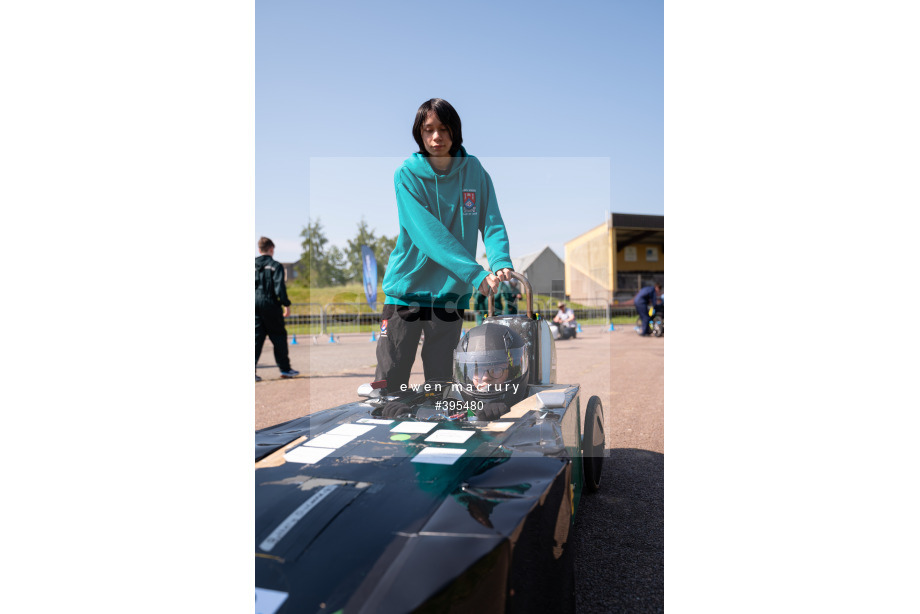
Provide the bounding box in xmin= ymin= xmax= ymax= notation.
xmin=361 ymin=245 xmax=377 ymax=310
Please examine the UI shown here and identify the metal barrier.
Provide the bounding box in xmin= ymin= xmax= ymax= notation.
xmin=282 ymin=297 xmax=642 ymax=336
xmin=284 ymin=302 xmax=383 ymax=335
xmin=556 ymin=297 xmax=606 ymax=325
xmin=285 ymin=303 xmax=322 ymax=336
xmin=565 ymin=298 xmax=643 ymax=324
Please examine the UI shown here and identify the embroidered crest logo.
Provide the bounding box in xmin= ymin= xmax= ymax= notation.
xmin=462 ymin=190 xmax=477 ymax=215
xmin=380 ymin=319 xmax=388 ymax=336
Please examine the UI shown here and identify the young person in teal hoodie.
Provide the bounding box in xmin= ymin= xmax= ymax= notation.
xmin=375 ymin=98 xmax=515 ymax=403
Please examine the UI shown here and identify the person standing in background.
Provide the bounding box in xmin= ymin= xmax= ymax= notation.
xmin=474 ymin=288 xmax=489 ymax=325
xmin=500 ymin=277 xmax=522 ymax=315
xmin=255 ymin=236 xmax=299 ymax=381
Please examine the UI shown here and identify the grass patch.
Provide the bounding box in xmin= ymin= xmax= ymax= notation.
xmin=286 ymin=281 xmax=608 ymax=312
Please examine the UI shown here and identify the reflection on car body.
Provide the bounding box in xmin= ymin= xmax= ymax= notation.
xmin=255 ymin=273 xmax=605 ymax=614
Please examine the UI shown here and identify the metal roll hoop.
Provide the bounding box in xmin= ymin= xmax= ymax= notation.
xmin=487 ymin=270 xmax=534 ymax=319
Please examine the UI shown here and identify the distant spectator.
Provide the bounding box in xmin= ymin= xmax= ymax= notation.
xmin=473 ymin=289 xmax=489 ymax=325
xmin=255 ymin=237 xmax=299 ymax=380
xmin=499 ymin=278 xmax=522 ymax=315
xmin=634 ymin=282 xmax=661 ymax=337
xmin=553 ymin=302 xmax=577 ymax=340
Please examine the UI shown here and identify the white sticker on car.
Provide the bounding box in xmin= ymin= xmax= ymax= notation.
xmin=303 ymin=433 xmax=357 ymax=449
xmin=255 ymin=587 xmax=288 ymax=614
xmin=425 ymin=430 xmax=475 ymax=444
xmin=326 ymin=424 xmax=376 ymax=437
xmin=284 ymin=446 xmax=334 ymax=465
xmin=411 ymin=447 xmax=466 ymax=465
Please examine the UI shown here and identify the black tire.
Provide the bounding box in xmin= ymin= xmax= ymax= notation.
xmin=582 ymin=395 xmax=605 ymax=492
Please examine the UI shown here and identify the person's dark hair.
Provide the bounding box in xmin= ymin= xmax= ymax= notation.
xmin=258 ymin=237 xmax=275 ymax=252
xmin=412 ymin=98 xmax=463 ymax=156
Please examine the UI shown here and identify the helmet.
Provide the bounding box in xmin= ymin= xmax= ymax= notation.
xmin=453 ymin=323 xmax=529 ymax=405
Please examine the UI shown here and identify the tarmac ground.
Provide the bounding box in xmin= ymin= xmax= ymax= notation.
xmin=255 ymin=323 xmax=664 ymax=612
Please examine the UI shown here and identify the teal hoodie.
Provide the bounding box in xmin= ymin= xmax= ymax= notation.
xmin=382 ymin=146 xmax=513 ymax=307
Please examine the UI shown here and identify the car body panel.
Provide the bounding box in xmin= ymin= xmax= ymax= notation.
xmin=255 ymin=304 xmax=596 ymax=613
xmin=256 ymin=379 xmax=586 ymax=613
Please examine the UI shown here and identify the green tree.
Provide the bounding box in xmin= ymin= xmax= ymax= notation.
xmin=297 ymin=218 xmax=333 ymax=287
xmin=375 ymin=234 xmax=397 ymax=276
xmin=344 ymin=217 xmax=379 ymax=282
xmin=325 ymin=245 xmax=349 ymax=286
xmin=344 ymin=217 xmax=397 ymax=281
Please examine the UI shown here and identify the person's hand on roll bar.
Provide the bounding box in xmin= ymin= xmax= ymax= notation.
xmin=478 ymin=273 xmax=501 ymax=296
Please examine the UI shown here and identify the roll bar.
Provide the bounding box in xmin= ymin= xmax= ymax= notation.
xmin=487 ymin=270 xmax=534 ymax=319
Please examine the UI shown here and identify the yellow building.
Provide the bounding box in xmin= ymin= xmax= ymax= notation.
xmin=564 ymin=213 xmax=664 ymax=304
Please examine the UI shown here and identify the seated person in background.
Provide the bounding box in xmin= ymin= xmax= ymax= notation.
xmin=553 ymin=302 xmax=577 ymax=339
xmin=380 ymin=323 xmax=529 ymax=420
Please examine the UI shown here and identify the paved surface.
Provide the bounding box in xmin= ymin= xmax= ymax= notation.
xmin=256 ymin=324 xmax=664 ymax=613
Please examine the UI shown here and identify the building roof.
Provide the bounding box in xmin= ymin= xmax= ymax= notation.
xmin=477 ymin=246 xmax=563 ymax=272
xmin=610 ymin=213 xmax=663 ymax=229
xmin=514 ymin=246 xmax=562 ymax=270
xmin=612 ymin=213 xmax=664 ymax=249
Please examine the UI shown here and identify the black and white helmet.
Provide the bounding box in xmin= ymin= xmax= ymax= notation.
xmin=453 ymin=323 xmax=529 ymax=405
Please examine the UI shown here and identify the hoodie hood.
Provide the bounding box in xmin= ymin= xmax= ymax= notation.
xmin=404 ymin=146 xmax=470 ymax=179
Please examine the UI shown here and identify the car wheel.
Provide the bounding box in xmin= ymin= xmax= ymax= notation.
xmin=582 ymin=396 xmax=605 ymax=492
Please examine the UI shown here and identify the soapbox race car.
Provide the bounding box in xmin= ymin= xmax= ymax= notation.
xmin=255 ymin=272 xmax=606 ymax=614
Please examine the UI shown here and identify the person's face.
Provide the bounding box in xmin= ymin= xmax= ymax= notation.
xmin=420 ymin=111 xmax=452 ymax=159
xmin=472 ymin=363 xmax=509 ymax=391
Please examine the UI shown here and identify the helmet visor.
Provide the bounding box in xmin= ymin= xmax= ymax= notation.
xmin=453 ymin=347 xmax=528 ymax=393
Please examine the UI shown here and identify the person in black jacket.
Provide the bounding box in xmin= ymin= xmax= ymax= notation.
xmin=255 ymin=237 xmax=299 ymax=381
xmin=634 ymin=282 xmax=662 ymax=337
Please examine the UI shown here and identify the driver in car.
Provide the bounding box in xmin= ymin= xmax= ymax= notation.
xmin=380 ymin=323 xmax=529 ymax=420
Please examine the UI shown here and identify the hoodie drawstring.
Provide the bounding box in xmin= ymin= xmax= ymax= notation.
xmin=432 ymin=158 xmax=464 ymax=241
xmin=458 ymin=166 xmax=465 ymax=240
xmin=435 ymin=174 xmax=442 ymax=222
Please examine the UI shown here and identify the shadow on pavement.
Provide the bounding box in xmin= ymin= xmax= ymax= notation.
xmin=573 ymin=448 xmax=664 ymax=614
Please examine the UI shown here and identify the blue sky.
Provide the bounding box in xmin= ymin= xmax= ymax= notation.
xmin=256 ymin=0 xmax=663 ymax=263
